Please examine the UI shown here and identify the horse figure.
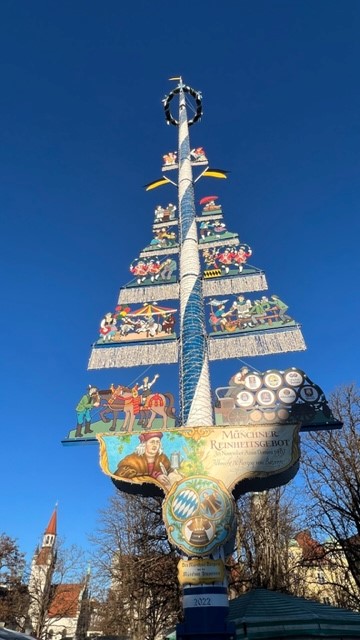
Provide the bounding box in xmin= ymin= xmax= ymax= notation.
xmin=99 ymin=386 xmax=175 ymax=432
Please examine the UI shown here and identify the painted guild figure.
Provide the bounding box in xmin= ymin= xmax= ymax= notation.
xmin=200 ymin=220 xmax=211 ymax=239
xmin=145 ymin=316 xmax=161 ymax=337
xmin=203 ymin=244 xmax=252 ymax=276
xmin=99 ymin=312 xmax=118 ymax=341
xmin=159 ymin=257 xmax=177 ymax=280
xmin=98 ymin=303 xmax=177 ymax=344
xmin=250 ymin=295 xmax=290 ymax=327
xmin=147 ymin=258 xmax=161 ymax=282
xmin=164 ymin=203 xmax=177 ymax=220
xmin=162 ymin=313 xmax=176 ymax=334
xmin=149 ymin=230 xmax=163 ymax=249
xmin=146 ymin=317 xmax=160 ymax=337
xmin=230 ymin=367 xmax=250 ymax=387
xmin=203 ymin=199 xmax=221 ymax=213
xmin=163 ymin=151 xmax=177 ymax=166
xmin=217 ymin=247 xmax=234 ymax=273
xmin=208 ymin=294 xmax=293 ymax=333
xmin=268 ymin=295 xmax=292 ymax=324
xmin=138 ymin=373 xmax=160 ymax=405
xmin=230 ymin=295 xmax=253 ymax=320
xmin=158 ymin=227 xmax=177 ymax=246
xmin=233 ymin=245 xmax=252 ymax=271
xmin=109 ymin=383 xmax=141 ymax=431
xmin=208 ymin=299 xmax=229 ymax=332
xmin=219 ymin=296 xmax=254 ymax=331
xmin=149 ymin=227 xmax=177 ymax=250
xmin=75 ymin=385 xmax=100 ymax=437
xmin=154 ymin=205 xmax=165 ymax=222
xmin=154 ymin=203 xmax=177 ymax=223
xmin=130 ymin=259 xmax=148 ymax=283
xmin=114 ymin=432 xmax=182 ymax=491
xmin=190 ymin=147 xmax=207 ymax=162
xmin=199 ymin=219 xmax=229 ymax=242
xmin=202 ymin=248 xmax=219 ymax=269
xmin=129 ymin=255 xmax=177 ymax=285
xmin=250 ymin=297 xmax=271 ymax=325
xmin=212 ymin=221 xmax=227 ymax=237
xmin=116 ymin=316 xmax=136 ymax=338
xmin=199 ymin=195 xmax=221 ymax=213
xmin=99 ymin=381 xmax=175 ymax=432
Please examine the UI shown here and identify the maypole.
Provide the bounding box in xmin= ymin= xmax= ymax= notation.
xmin=64 ymin=77 xmax=343 ymax=640
xmin=172 ymin=81 xmax=232 ymax=640
xmin=176 ymin=79 xmax=213 ymax=426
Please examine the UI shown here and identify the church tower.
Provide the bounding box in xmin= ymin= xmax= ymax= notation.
xmin=28 ymin=507 xmax=58 ymax=637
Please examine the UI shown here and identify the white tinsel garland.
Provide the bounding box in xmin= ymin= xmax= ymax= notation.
xmin=208 ymin=327 xmax=306 ymax=360
xmin=88 ymin=341 xmax=179 ymax=369
xmin=140 ymin=247 xmax=179 ymax=258
xmin=198 ymin=237 xmax=239 ymax=250
xmin=202 ymin=273 xmax=268 ymax=296
xmin=118 ymin=283 xmax=180 ymax=304
xmin=195 ymin=214 xmax=223 ymax=221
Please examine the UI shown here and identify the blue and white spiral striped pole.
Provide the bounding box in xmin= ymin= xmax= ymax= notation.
xmin=173 ymin=80 xmax=213 ymax=427
xmin=164 ymin=81 xmax=235 ymax=640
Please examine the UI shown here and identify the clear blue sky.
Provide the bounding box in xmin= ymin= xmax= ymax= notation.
xmin=1 ymin=0 xmax=359 ymax=562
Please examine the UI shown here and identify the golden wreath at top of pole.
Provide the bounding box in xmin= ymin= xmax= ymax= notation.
xmin=162 ymin=77 xmax=203 ymax=127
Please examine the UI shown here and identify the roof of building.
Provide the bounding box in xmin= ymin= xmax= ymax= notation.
xmin=228 ymin=588 xmax=360 ymax=639
xmin=47 ymin=584 xmax=83 ymax=618
xmin=35 ymin=546 xmax=53 ymax=565
xmin=294 ymin=530 xmax=326 ymax=561
xmin=45 ymin=508 xmax=57 ymax=536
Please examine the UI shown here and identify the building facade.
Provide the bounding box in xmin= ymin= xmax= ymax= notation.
xmin=289 ymin=530 xmax=360 ymax=609
xmin=27 ymin=509 xmax=90 ymax=640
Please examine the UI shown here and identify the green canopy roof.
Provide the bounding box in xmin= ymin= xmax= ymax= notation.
xmin=228 ymin=589 xmax=360 ymax=639
xmin=0 ymin=629 xmax=36 ymax=640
